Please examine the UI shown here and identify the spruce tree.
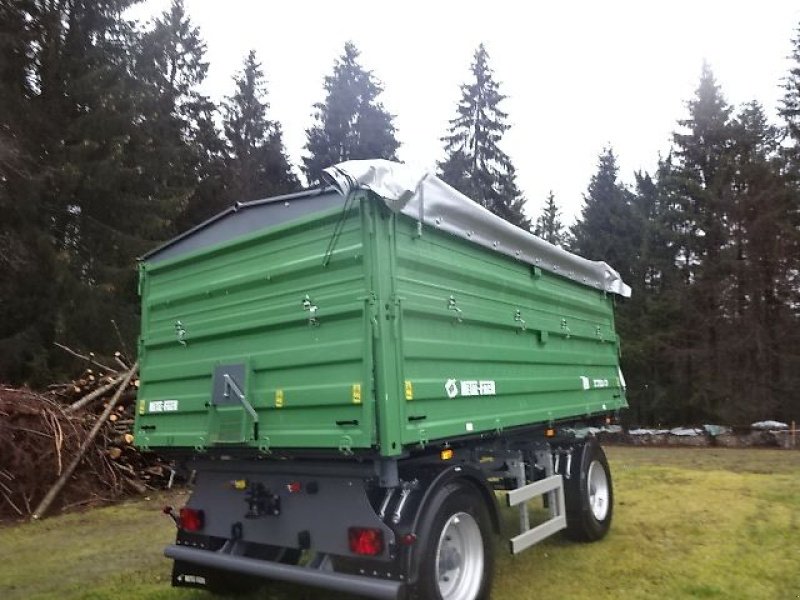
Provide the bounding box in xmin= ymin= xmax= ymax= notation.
xmin=223 ymin=50 xmax=298 ymax=202
xmin=439 ymin=44 xmax=528 ymax=228
xmin=570 ymin=147 xmax=640 ymax=282
xmin=23 ymin=0 xmax=177 ymax=377
xmin=779 ymin=23 xmax=800 ymax=165
xmin=533 ymin=192 xmax=565 ymax=246
xmin=135 ymin=0 xmax=210 ymax=220
xmin=671 ymin=64 xmax=733 ymax=276
xmin=723 ymin=101 xmax=799 ymax=421
xmin=136 ymin=0 xmax=208 ymax=118
xmin=0 ymin=0 xmax=194 ymax=381
xmin=660 ymin=64 xmax=735 ymax=422
xmin=303 ymin=42 xmax=399 ymax=185
xmin=177 ymin=103 xmax=229 ymax=227
xmin=618 ymin=165 xmax=689 ymax=426
xmin=135 ymin=0 xmax=228 ymax=229
xmin=0 ymin=0 xmax=59 ymax=382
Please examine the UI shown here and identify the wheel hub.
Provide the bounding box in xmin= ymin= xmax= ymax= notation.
xmin=587 ymin=459 xmax=610 ymax=521
xmin=435 ymin=512 xmax=484 ymax=600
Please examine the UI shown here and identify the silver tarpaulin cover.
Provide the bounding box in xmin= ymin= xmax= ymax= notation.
xmin=322 ymin=159 xmax=632 ymax=298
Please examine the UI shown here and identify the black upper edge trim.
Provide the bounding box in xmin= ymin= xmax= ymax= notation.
xmin=139 ymin=186 xmax=334 ymax=261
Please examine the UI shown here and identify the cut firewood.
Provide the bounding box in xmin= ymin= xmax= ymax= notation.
xmin=111 ymin=433 xmax=135 ymax=445
xmin=66 ymin=374 xmax=126 ymax=413
xmin=32 ymin=362 xmax=138 ymax=520
xmin=114 ymin=353 xmax=129 ymax=371
xmin=122 ymin=476 xmax=147 ymax=495
xmin=53 ymin=342 xmax=119 ymax=375
xmin=1 ymin=349 xmax=174 ymax=522
xmin=110 ymin=319 xmax=132 ymax=360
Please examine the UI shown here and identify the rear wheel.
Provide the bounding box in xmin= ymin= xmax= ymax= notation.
xmin=561 ymin=438 xmax=614 ymax=542
xmin=410 ymin=481 xmax=494 ymax=600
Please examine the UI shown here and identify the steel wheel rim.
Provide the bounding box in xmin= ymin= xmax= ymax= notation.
xmin=435 ymin=511 xmax=484 ymax=600
xmin=587 ymin=459 xmax=610 ymax=521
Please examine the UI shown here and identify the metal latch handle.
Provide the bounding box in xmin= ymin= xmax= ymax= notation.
xmin=218 ymin=374 xmax=260 ymax=439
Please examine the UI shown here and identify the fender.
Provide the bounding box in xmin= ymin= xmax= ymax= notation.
xmin=397 ymin=463 xmax=501 ymax=585
xmin=552 ymin=437 xmax=592 ymax=511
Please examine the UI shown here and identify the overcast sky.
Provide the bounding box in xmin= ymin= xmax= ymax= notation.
xmin=129 ymin=1 xmax=800 ymax=223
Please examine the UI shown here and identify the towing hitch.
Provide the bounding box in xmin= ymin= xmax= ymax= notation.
xmin=245 ymin=482 xmax=281 ymax=518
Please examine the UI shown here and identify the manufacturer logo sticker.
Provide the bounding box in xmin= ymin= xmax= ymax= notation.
xmin=148 ymin=400 xmax=178 ymax=412
xmin=580 ymin=376 xmax=610 ymax=390
xmin=444 ymin=379 xmax=496 ymax=398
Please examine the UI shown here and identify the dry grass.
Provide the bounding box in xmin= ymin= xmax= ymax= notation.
xmin=0 ymin=447 xmax=798 ymax=599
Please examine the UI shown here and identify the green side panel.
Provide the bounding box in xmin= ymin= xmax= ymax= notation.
xmin=135 ymin=204 xmax=375 ymax=452
xmin=390 ymin=214 xmax=627 ymax=448
xmin=134 ymin=193 xmax=627 ymax=457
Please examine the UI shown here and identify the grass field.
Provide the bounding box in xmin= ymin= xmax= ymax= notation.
xmin=1 ymin=447 xmax=798 ymax=600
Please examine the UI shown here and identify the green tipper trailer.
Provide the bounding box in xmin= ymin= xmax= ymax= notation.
xmin=137 ymin=160 xmax=629 ymax=600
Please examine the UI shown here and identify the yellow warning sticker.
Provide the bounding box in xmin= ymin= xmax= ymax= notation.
xmin=275 ymin=389 xmax=284 ymax=408
xmin=352 ymin=383 xmax=362 ymax=404
xmin=404 ymin=380 xmax=414 ymax=400
xmin=138 ymin=400 xmax=145 ymax=415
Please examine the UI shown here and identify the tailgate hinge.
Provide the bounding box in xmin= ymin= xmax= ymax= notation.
xmin=338 ymin=435 xmax=353 ymax=456
xmin=388 ymin=294 xmax=403 ymax=337
xmin=365 ymin=292 xmax=379 ymax=339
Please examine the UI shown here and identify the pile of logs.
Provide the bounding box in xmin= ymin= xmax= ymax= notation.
xmin=0 ymin=346 xmax=173 ymax=521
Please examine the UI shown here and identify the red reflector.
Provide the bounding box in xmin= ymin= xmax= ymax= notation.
xmin=286 ymin=481 xmax=302 ymax=493
xmin=348 ymin=527 xmax=384 ymax=556
xmin=179 ymin=507 xmax=205 ymax=532
xmin=400 ymin=533 xmax=417 ymax=546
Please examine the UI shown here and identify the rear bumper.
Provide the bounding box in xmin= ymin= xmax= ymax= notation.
xmin=165 ymin=544 xmax=403 ymax=600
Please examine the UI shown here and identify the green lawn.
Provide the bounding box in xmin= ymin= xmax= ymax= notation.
xmin=1 ymin=447 xmax=798 ymax=599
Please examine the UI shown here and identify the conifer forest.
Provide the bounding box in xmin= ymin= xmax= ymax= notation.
xmin=2 ymin=1 xmax=800 ymax=427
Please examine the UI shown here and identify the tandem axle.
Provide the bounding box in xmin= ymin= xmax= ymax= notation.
xmin=164 ymin=427 xmax=613 ymax=600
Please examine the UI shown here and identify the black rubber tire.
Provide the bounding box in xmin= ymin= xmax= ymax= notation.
xmin=408 ymin=481 xmax=494 ymax=600
xmin=561 ymin=437 xmax=614 ymax=542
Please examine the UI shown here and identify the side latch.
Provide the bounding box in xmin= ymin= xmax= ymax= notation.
xmin=174 ymin=320 xmax=187 ymax=346
xmin=560 ymin=318 xmax=571 ymax=338
xmin=302 ymin=294 xmax=320 ymax=326
xmin=447 ymin=295 xmax=463 ymax=323
xmin=514 ymin=310 xmax=526 ymax=332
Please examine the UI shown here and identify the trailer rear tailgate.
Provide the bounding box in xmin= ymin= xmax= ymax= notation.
xmin=136 ymin=210 xmax=375 ymax=452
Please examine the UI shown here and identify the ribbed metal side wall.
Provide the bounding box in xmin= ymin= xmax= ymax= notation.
xmin=135 ymin=198 xmax=627 ymax=456
xmin=392 ymin=215 xmax=626 ymax=446
xmin=136 ymin=208 xmax=374 ymax=451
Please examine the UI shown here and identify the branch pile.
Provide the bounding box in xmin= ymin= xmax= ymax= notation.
xmin=0 ymin=353 xmax=172 ymax=521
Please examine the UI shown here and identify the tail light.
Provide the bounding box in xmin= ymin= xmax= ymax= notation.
xmin=179 ymin=507 xmax=205 ymax=532
xmin=348 ymin=527 xmax=384 ymax=556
